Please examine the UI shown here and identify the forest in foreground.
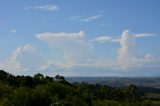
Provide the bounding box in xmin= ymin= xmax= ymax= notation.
xmin=0 ymin=70 xmax=160 ymax=106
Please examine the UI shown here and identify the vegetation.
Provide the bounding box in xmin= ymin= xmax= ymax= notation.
xmin=0 ymin=70 xmax=160 ymax=106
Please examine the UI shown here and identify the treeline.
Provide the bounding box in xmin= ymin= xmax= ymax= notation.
xmin=0 ymin=70 xmax=159 ymax=106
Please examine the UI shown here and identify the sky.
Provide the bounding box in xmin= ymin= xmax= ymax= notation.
xmin=0 ymin=0 xmax=160 ymax=76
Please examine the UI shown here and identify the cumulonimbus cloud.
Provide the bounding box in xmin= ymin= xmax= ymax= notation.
xmin=0 ymin=30 xmax=159 ymax=76
xmin=36 ymin=31 xmax=93 ymax=68
xmin=116 ymin=30 xmax=159 ymax=70
xmin=35 ymin=30 xmax=160 ymax=72
xmin=89 ymin=29 xmax=159 ymax=70
xmin=0 ymin=44 xmax=42 ymax=74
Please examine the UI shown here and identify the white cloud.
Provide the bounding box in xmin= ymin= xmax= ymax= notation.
xmin=35 ymin=30 xmax=160 ymax=72
xmin=91 ymin=30 xmax=155 ymax=43
xmin=90 ymin=36 xmax=119 ymax=43
xmin=35 ymin=5 xmax=58 ymax=12
xmin=0 ymin=44 xmax=41 ymax=74
xmin=37 ymin=59 xmax=55 ymax=71
xmin=145 ymin=54 xmax=154 ymax=60
xmin=83 ymin=15 xmax=102 ymax=22
xmin=71 ymin=15 xmax=102 ymax=22
xmin=36 ymin=31 xmax=86 ymax=42
xmin=90 ymin=36 xmax=112 ymax=43
xmin=118 ymin=30 xmax=135 ymax=62
xmin=134 ymin=33 xmax=155 ymax=38
xmin=24 ymin=4 xmax=58 ymax=12
xmin=1 ymin=30 xmax=158 ymax=76
xmin=116 ymin=30 xmax=159 ymax=70
xmin=36 ymin=31 xmax=93 ymax=69
xmin=89 ymin=29 xmax=160 ymax=71
xmin=11 ymin=29 xmax=17 ymax=33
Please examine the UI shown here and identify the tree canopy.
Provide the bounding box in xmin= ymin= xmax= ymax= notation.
xmin=0 ymin=70 xmax=160 ymax=106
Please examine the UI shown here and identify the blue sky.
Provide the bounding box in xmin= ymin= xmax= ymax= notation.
xmin=0 ymin=0 xmax=160 ymax=76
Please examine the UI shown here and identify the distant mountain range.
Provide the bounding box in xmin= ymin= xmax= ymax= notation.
xmin=66 ymin=77 xmax=160 ymax=89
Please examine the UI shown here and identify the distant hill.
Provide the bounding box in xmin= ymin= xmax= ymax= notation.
xmin=66 ymin=77 xmax=160 ymax=89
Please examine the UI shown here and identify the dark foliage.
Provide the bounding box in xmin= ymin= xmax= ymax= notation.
xmin=0 ymin=70 xmax=160 ymax=106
